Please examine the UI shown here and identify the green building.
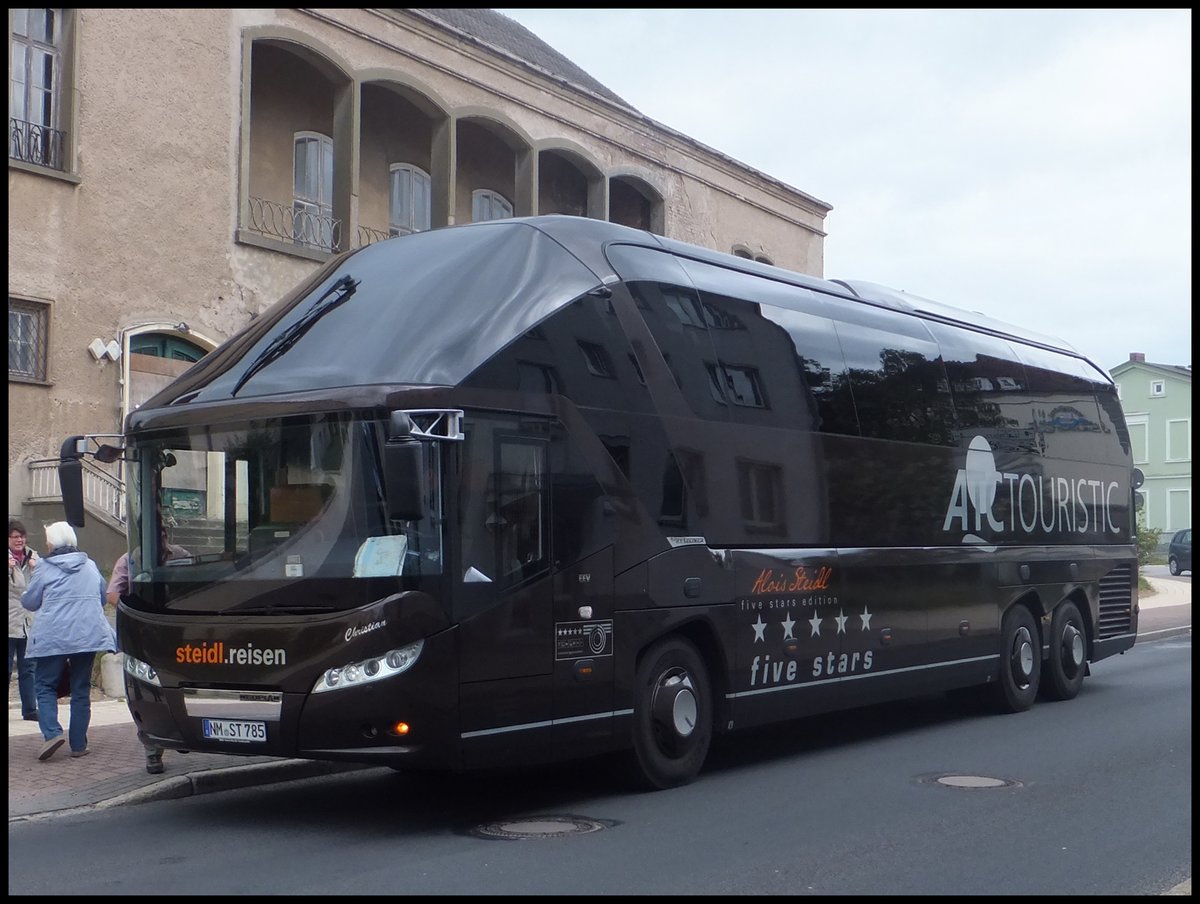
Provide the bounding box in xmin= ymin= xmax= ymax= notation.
xmin=1109 ymin=353 xmax=1192 ymax=541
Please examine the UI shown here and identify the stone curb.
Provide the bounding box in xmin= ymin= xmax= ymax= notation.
xmin=103 ymin=759 xmax=374 ymax=807
xmin=9 ymin=760 xmax=375 ymax=822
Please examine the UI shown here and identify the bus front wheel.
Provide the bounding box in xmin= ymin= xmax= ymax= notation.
xmin=992 ymin=605 xmax=1040 ymax=713
xmin=627 ymin=636 xmax=712 ymax=791
xmin=1039 ymin=600 xmax=1087 ymax=701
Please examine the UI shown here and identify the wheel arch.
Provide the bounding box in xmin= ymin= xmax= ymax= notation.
xmin=1037 ymin=590 xmax=1095 ymax=662
xmin=1006 ymin=592 xmax=1044 ymax=641
xmin=635 ymin=616 xmax=730 ymax=736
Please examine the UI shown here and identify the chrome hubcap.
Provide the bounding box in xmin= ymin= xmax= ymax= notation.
xmin=1063 ymin=623 xmax=1084 ymax=670
xmin=1012 ymin=627 xmax=1035 ymax=685
xmin=653 ymin=671 xmax=697 ymax=739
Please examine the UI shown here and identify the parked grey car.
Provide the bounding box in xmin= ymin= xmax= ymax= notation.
xmin=1167 ymin=528 xmax=1191 ymax=576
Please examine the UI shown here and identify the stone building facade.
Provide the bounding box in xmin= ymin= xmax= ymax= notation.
xmin=8 ymin=8 xmax=832 ymax=564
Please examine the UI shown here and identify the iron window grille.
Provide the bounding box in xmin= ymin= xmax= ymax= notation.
xmin=9 ymin=297 xmax=50 ymax=382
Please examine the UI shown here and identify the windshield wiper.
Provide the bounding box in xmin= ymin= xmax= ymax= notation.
xmin=231 ymin=274 xmax=360 ymax=397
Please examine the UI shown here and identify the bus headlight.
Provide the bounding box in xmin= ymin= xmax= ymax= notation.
xmin=312 ymin=639 xmax=424 ymax=694
xmin=124 ymin=653 xmax=162 ymax=687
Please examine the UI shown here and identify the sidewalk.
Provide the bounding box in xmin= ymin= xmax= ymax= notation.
xmin=7 ymin=682 xmax=373 ymax=823
xmin=1139 ymin=574 xmax=1192 ymax=611
xmin=7 ymin=577 xmax=1190 ymax=822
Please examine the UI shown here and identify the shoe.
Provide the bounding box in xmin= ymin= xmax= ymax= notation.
xmin=39 ymin=735 xmax=65 ymax=761
xmin=22 ymin=713 xmax=38 ymax=721
xmin=146 ymin=753 xmax=164 ymax=775
xmin=70 ymin=748 xmax=90 ymax=758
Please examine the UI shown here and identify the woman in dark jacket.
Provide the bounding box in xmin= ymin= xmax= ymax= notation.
xmin=20 ymin=521 xmax=116 ymax=762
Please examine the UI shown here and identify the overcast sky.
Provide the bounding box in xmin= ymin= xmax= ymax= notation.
xmin=497 ymin=8 xmax=1192 ymax=374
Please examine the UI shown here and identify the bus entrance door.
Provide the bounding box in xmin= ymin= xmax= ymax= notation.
xmin=551 ymin=545 xmax=616 ymax=760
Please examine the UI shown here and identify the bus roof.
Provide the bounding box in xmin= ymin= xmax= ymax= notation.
xmin=131 ymin=215 xmax=1095 ymax=427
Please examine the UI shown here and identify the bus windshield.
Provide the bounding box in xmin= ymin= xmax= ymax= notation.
xmin=123 ymin=412 xmax=445 ymax=611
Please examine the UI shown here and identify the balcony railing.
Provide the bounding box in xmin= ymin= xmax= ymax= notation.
xmin=247 ymin=196 xmax=341 ymax=253
xmin=27 ymin=457 xmax=126 ymax=529
xmin=355 ymin=224 xmax=391 ymax=248
xmin=9 ymin=117 xmax=65 ymax=170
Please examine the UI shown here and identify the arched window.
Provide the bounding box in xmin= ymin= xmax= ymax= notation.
xmin=471 ymin=188 xmax=513 ymax=223
xmin=389 ymin=163 xmax=432 ymax=236
xmin=130 ymin=334 xmax=205 ymax=362
xmin=731 ymin=244 xmax=773 ymax=266
xmin=127 ymin=331 xmax=209 ymax=413
xmin=293 ymin=132 xmax=334 ymax=250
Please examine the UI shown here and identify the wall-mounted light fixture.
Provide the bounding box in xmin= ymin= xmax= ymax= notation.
xmin=87 ymin=338 xmax=123 ymax=361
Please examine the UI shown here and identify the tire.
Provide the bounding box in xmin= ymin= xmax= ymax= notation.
xmin=627 ymin=636 xmax=712 ymax=790
xmin=992 ymin=605 xmax=1040 ymax=713
xmin=1168 ymin=557 xmax=1180 ymax=576
xmin=1039 ymin=600 xmax=1087 ymax=702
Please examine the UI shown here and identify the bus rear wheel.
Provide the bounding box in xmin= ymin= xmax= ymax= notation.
xmin=1039 ymin=600 xmax=1087 ymax=701
xmin=992 ymin=605 xmax=1040 ymax=713
xmin=627 ymin=637 xmax=712 ymax=790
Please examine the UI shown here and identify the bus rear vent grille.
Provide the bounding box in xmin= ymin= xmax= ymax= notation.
xmin=1097 ymin=565 xmax=1133 ymax=638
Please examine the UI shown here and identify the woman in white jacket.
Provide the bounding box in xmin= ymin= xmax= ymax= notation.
xmin=20 ymin=521 xmax=117 ymax=762
xmin=8 ymin=518 xmax=38 ymax=721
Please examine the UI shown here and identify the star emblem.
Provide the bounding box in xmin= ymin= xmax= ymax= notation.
xmin=835 ymin=609 xmax=848 ymax=634
xmin=752 ymin=615 xmax=767 ymax=643
xmin=859 ymin=606 xmax=872 ymax=630
xmin=781 ymin=614 xmax=796 ymax=640
xmin=809 ymin=611 xmax=822 ymax=637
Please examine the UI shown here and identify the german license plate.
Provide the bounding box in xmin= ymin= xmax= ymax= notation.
xmin=202 ymin=719 xmax=266 ymax=743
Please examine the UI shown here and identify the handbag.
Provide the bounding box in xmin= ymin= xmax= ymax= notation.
xmin=55 ymin=661 xmax=72 ymax=699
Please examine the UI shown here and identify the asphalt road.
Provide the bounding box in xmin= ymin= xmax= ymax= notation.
xmin=7 ymin=630 xmax=1190 ymax=895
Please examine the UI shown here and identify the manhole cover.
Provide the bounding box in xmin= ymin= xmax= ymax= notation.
xmin=471 ymin=816 xmax=607 ymax=840
xmin=920 ymin=773 xmax=1022 ymax=790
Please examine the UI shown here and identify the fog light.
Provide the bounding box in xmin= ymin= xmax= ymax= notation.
xmin=389 ymin=721 xmax=411 ymax=736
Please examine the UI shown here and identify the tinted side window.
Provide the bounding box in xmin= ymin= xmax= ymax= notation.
xmin=829 ymin=305 xmax=956 ymax=445
xmin=459 ymin=416 xmax=550 ymax=592
xmin=736 ymin=456 xmax=786 ymax=536
xmin=1095 ymin=383 xmax=1132 ymax=456
xmin=463 ymin=294 xmax=654 ymax=414
xmin=625 ymin=280 xmax=724 ymax=421
xmin=924 ymin=321 xmax=1037 ymax=451
xmin=671 ymin=257 xmax=857 ymax=435
xmin=1013 ymin=344 xmax=1106 ymax=443
xmin=548 ymin=421 xmax=613 ymax=568
xmin=696 ymin=291 xmax=848 ymax=433
xmin=494 ymin=437 xmax=549 ymax=586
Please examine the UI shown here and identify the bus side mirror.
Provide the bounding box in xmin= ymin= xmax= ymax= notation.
xmin=59 ymin=435 xmax=87 ymax=528
xmin=384 ymin=412 xmax=426 ymax=522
